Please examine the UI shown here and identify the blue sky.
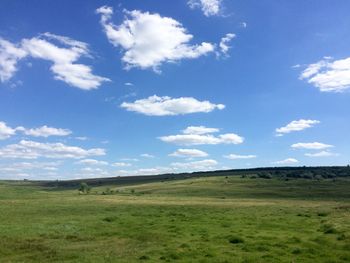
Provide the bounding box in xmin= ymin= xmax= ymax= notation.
xmin=0 ymin=0 xmax=349 ymax=180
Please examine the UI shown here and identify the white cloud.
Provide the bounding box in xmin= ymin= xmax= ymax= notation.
xmin=121 ymin=95 xmax=225 ymax=116
xmin=125 ymin=82 xmax=134 ymax=86
xmin=219 ymin=33 xmax=235 ymax=56
xmin=305 ymin=151 xmax=339 ymax=157
xmin=0 ymin=38 xmax=27 ymax=82
xmin=182 ymin=125 xmax=219 ymax=135
xmin=140 ymin=153 xmax=155 ymax=158
xmin=76 ymin=159 xmax=108 ymax=166
xmin=0 ymin=140 xmax=105 ymax=159
xmin=115 ymin=166 xmax=175 ymax=176
xmin=120 ymin=158 xmax=139 ymax=162
xmin=0 ymin=33 xmax=109 ymax=90
xmin=273 ymin=158 xmax=299 ymax=165
xmin=96 ymin=6 xmax=215 ymax=71
xmin=291 ymin=142 xmax=333 ymax=150
xmin=21 ymin=125 xmax=72 ymax=137
xmin=169 ymin=148 xmax=208 ymax=158
xmin=276 ymin=119 xmax=320 ymax=136
xmin=240 ymin=22 xmax=247 ymax=28
xmin=160 ymin=127 xmax=243 ymax=146
xmin=171 ymin=159 xmax=218 ymax=170
xmin=112 ymin=162 xmax=132 ymax=167
xmin=0 ymin=121 xmax=16 ymax=140
xmin=300 ymin=57 xmax=350 ymax=92
xmin=188 ymin=0 xmax=222 ymax=16
xmin=0 ymin=161 xmax=61 ymax=172
xmin=80 ymin=167 xmax=105 ymax=173
xmin=224 ymin=154 xmax=256 ymax=160
xmin=75 ymin=136 xmax=88 ymax=141
xmin=0 ymin=121 xmax=72 ymax=139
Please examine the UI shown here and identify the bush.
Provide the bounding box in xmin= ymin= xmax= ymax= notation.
xmin=258 ymin=172 xmax=272 ymax=179
xmin=228 ymin=235 xmax=244 ymax=244
xmin=78 ymin=182 xmax=91 ymax=194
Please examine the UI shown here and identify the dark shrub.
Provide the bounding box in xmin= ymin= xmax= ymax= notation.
xmin=228 ymin=235 xmax=244 ymax=244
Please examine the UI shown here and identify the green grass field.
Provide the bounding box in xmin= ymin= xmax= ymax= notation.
xmin=0 ymin=176 xmax=350 ymax=262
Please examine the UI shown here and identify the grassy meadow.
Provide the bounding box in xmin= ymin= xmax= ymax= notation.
xmin=0 ymin=176 xmax=350 ymax=262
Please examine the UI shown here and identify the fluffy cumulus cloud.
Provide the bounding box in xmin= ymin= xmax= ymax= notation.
xmin=187 ymin=0 xmax=222 ymax=16
xmin=291 ymin=142 xmax=333 ymax=150
xmin=305 ymin=151 xmax=339 ymax=157
xmin=171 ymin=159 xmax=218 ymax=170
xmin=169 ymin=148 xmax=208 ymax=158
xmin=160 ymin=126 xmax=243 ymax=145
xmin=0 ymin=140 xmax=105 ymax=159
xmin=273 ymin=158 xmax=299 ymax=165
xmin=114 ymin=166 xmax=175 ymax=176
xmin=300 ymin=56 xmax=350 ymax=92
xmin=121 ymin=95 xmax=225 ymax=116
xmin=140 ymin=153 xmax=155 ymax=158
xmin=0 ymin=121 xmax=17 ymax=140
xmin=0 ymin=33 xmax=109 ymax=89
xmin=19 ymin=125 xmax=72 ymax=137
xmin=76 ymin=159 xmax=109 ymax=166
xmin=219 ymin=33 xmax=235 ymax=57
xmin=112 ymin=162 xmax=132 ymax=167
xmin=0 ymin=161 xmax=61 ymax=175
xmin=0 ymin=121 xmax=72 ymax=139
xmin=276 ymin=119 xmax=320 ymax=136
xmin=224 ymin=154 xmax=256 ymax=160
xmin=182 ymin=126 xmax=219 ymax=135
xmin=96 ymin=6 xmax=217 ymax=72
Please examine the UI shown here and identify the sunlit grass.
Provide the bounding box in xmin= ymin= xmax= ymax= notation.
xmin=0 ymin=177 xmax=349 ymax=262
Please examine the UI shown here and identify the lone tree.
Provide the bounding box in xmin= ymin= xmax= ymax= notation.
xmin=79 ymin=182 xmax=91 ymax=194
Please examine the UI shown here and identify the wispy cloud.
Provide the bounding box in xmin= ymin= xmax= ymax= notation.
xmin=0 ymin=140 xmax=105 ymax=159
xmin=276 ymin=119 xmax=320 ymax=136
xmin=291 ymin=142 xmax=333 ymax=150
xmin=140 ymin=153 xmax=155 ymax=158
xmin=305 ymin=151 xmax=339 ymax=157
xmin=182 ymin=126 xmax=219 ymax=135
xmin=224 ymin=154 xmax=256 ymax=160
xmin=76 ymin=159 xmax=109 ymax=166
xmin=169 ymin=148 xmax=208 ymax=158
xmin=0 ymin=121 xmax=72 ymax=139
xmin=219 ymin=33 xmax=235 ymax=57
xmin=273 ymin=158 xmax=299 ymax=165
xmin=19 ymin=125 xmax=72 ymax=137
xmin=171 ymin=159 xmax=218 ymax=170
xmin=112 ymin=162 xmax=132 ymax=167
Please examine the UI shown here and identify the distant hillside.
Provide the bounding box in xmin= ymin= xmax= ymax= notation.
xmin=35 ymin=166 xmax=350 ymax=188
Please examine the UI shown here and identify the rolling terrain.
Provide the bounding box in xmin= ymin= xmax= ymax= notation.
xmin=0 ymin=168 xmax=350 ymax=262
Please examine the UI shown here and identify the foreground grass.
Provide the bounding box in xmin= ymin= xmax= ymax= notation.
xmin=0 ymin=177 xmax=349 ymax=262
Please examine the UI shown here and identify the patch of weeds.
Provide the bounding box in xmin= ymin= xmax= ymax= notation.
xmin=337 ymin=233 xmax=347 ymax=241
xmin=289 ymin=236 xmax=301 ymax=243
xmin=228 ymin=235 xmax=245 ymax=244
xmin=317 ymin=212 xmax=329 ymax=217
xmin=139 ymin=255 xmax=150 ymax=260
xmin=297 ymin=213 xmax=311 ymax=217
xmin=168 ymin=253 xmax=180 ymax=260
xmin=178 ymin=243 xmax=189 ymax=249
xmin=292 ymin=248 xmax=302 ymax=254
xmin=103 ymin=216 xmax=118 ymax=222
xmin=321 ymin=224 xmax=338 ymax=234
